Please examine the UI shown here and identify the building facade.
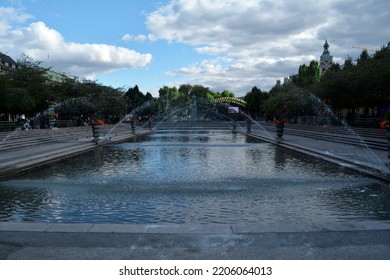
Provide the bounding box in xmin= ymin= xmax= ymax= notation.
xmin=0 ymin=53 xmax=18 ymax=74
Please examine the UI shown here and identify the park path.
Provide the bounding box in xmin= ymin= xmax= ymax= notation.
xmin=0 ymin=124 xmax=151 ymax=178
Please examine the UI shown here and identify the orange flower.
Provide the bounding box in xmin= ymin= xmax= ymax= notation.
xmin=273 ymin=105 xmax=288 ymax=126
xmin=273 ymin=119 xmax=288 ymax=126
xmin=380 ymin=120 xmax=389 ymax=131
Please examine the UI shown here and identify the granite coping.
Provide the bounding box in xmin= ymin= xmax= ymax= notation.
xmin=1 ymin=221 xmax=390 ymax=234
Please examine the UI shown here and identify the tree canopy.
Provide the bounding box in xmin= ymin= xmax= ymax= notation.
xmin=2 ymin=44 xmax=389 ymax=124
xmin=241 ymin=44 xmax=389 ymax=122
xmin=315 ymin=46 xmax=390 ymax=118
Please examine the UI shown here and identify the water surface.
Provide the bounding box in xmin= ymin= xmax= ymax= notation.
xmin=0 ymin=130 xmax=389 ymax=224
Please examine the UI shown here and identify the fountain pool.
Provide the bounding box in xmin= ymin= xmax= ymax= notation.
xmin=0 ymin=130 xmax=389 ymax=224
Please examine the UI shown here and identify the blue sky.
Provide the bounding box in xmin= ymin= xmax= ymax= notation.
xmin=1 ymin=0 xmax=389 ymax=97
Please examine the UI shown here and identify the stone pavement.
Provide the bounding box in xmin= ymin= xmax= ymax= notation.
xmin=1 ymin=221 xmax=390 ymax=259
xmin=0 ymin=124 xmax=151 ymax=178
xmin=0 ymin=123 xmax=389 ymax=260
xmin=246 ymin=121 xmax=390 ymax=182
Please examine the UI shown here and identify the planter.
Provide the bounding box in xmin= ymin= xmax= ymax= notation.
xmin=276 ymin=123 xmax=285 ymax=141
xmin=387 ymin=128 xmax=390 ymax=166
xmin=247 ymin=121 xmax=252 ymax=133
xmin=92 ymin=124 xmax=101 ymax=144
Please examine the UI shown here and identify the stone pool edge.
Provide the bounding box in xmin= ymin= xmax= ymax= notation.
xmin=1 ymin=220 xmax=390 ymax=234
xmin=241 ymin=131 xmax=390 ymax=183
xmin=0 ymin=130 xmax=152 ymax=179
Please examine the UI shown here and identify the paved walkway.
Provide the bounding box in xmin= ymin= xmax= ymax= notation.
xmin=1 ymin=221 xmax=390 ymax=259
xmin=246 ymin=121 xmax=390 ymax=181
xmin=0 ymin=124 xmax=151 ymax=178
xmin=0 ymin=123 xmax=389 ymax=259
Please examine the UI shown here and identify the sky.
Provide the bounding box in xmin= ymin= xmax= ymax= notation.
xmin=1 ymin=0 xmax=389 ymax=97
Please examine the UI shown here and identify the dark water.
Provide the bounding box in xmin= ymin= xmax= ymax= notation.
xmin=0 ymin=130 xmax=389 ymax=224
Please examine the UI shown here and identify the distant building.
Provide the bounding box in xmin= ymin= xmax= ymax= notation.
xmin=0 ymin=53 xmax=18 ymax=74
xmin=1 ymin=52 xmax=67 ymax=83
xmin=45 ymin=70 xmax=67 ymax=83
xmin=319 ymin=40 xmax=333 ymax=75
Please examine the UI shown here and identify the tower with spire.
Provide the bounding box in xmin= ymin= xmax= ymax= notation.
xmin=320 ymin=40 xmax=333 ymax=75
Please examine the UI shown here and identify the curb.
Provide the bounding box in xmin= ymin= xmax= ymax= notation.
xmin=0 ymin=130 xmax=152 ymax=178
xmin=1 ymin=221 xmax=390 ymax=234
xmin=244 ymin=131 xmax=390 ymax=183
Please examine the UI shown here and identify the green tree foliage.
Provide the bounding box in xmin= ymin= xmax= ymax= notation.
xmin=0 ymin=73 xmax=11 ymax=114
xmin=125 ymin=85 xmax=153 ymax=112
xmin=0 ymin=54 xmax=130 ymax=122
xmin=50 ymin=76 xmax=85 ymax=99
xmin=56 ymin=91 xmax=128 ymax=121
xmin=158 ymin=86 xmax=179 ymax=111
xmin=55 ymin=97 xmax=95 ymax=120
xmin=190 ymin=84 xmax=210 ymax=99
xmin=219 ymin=90 xmax=235 ymax=98
xmin=243 ymin=86 xmax=268 ymax=118
xmin=157 ymin=84 xmax=235 ymax=112
xmin=91 ymin=91 xmax=128 ymax=117
xmin=290 ymin=60 xmax=320 ymax=89
xmin=123 ymin=85 xmax=155 ymax=119
xmin=2 ymin=88 xmax=36 ymax=115
xmin=12 ymin=54 xmax=51 ymax=113
xmin=264 ymin=82 xmax=321 ymax=122
xmin=271 ymin=45 xmax=390 ymax=122
xmin=317 ymin=46 xmax=390 ymax=118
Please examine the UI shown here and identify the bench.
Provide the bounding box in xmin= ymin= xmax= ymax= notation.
xmin=54 ymin=120 xmax=77 ymax=127
xmin=349 ymin=118 xmax=380 ymax=128
xmin=0 ymin=121 xmax=18 ymax=131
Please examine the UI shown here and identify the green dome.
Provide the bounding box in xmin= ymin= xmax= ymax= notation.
xmin=320 ymin=40 xmax=333 ymax=62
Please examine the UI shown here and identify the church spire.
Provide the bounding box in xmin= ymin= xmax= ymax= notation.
xmin=320 ymin=40 xmax=333 ymax=75
xmin=323 ymin=40 xmax=330 ymax=53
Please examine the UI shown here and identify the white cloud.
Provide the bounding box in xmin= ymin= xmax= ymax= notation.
xmin=194 ymin=43 xmax=230 ymax=55
xmin=146 ymin=0 xmax=390 ymax=94
xmin=122 ymin=33 xmax=148 ymax=43
xmin=167 ymin=59 xmax=224 ymax=77
xmin=0 ymin=9 xmax=152 ymax=79
xmin=0 ymin=6 xmax=33 ymax=36
xmin=0 ymin=6 xmax=33 ymax=23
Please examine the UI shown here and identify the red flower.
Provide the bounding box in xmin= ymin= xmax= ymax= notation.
xmin=380 ymin=120 xmax=389 ymax=131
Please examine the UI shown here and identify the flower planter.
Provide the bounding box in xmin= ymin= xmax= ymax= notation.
xmin=387 ymin=128 xmax=390 ymax=166
xmin=276 ymin=123 xmax=285 ymax=141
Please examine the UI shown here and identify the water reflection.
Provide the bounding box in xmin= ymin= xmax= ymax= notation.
xmin=274 ymin=146 xmax=288 ymax=169
xmin=0 ymin=130 xmax=388 ymax=224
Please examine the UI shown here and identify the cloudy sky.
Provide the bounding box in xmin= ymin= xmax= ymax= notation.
xmin=1 ymin=0 xmax=389 ymax=96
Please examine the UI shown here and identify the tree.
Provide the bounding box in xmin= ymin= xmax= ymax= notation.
xmin=158 ymin=86 xmax=179 ymax=111
xmin=264 ymin=82 xmax=321 ymax=122
xmin=91 ymin=91 xmax=127 ymax=117
xmin=2 ymin=88 xmax=36 ymax=115
xmin=315 ymin=46 xmax=390 ymax=119
xmin=244 ymin=86 xmax=268 ymax=118
xmin=357 ymin=49 xmax=370 ymax=67
xmin=12 ymin=54 xmax=50 ymax=113
xmin=269 ymin=81 xmax=283 ymax=95
xmin=51 ymin=76 xmax=84 ymax=99
xmin=220 ymin=90 xmax=235 ymax=98
xmin=190 ymin=84 xmax=210 ymax=99
xmin=145 ymin=92 xmax=154 ymax=102
xmin=56 ymin=91 xmax=127 ymax=121
xmin=291 ymin=60 xmax=320 ymax=88
xmin=0 ymin=73 xmax=12 ymax=115
xmin=178 ymin=84 xmax=192 ymax=98
xmin=125 ymin=85 xmax=147 ymax=111
xmin=56 ymin=97 xmax=95 ymax=120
